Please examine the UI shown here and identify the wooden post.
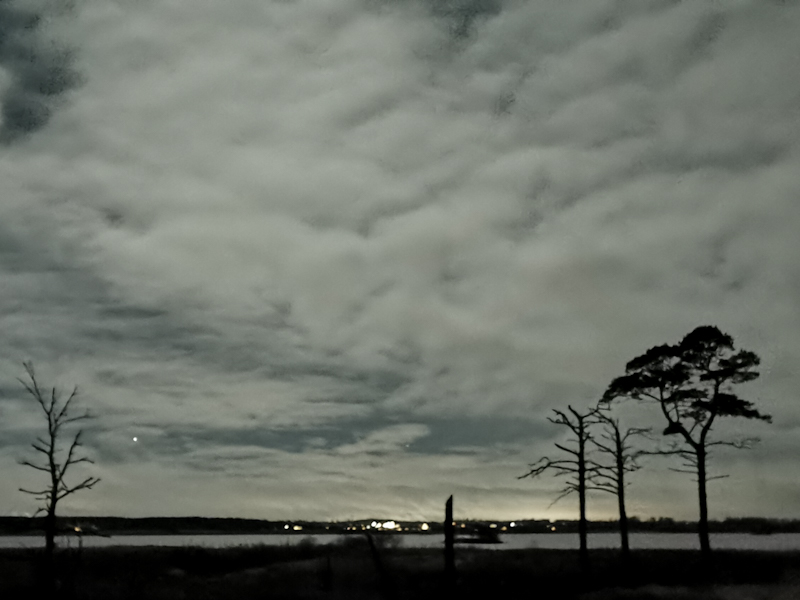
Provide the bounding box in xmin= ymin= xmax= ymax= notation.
xmin=444 ymin=495 xmax=455 ymax=582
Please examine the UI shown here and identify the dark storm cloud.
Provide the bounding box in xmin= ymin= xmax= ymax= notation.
xmin=0 ymin=1 xmax=80 ymax=141
xmin=372 ymin=0 xmax=503 ymax=37
xmin=429 ymin=0 xmax=503 ymax=37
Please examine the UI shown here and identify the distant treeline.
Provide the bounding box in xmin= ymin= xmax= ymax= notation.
xmin=1 ymin=516 xmax=798 ymax=536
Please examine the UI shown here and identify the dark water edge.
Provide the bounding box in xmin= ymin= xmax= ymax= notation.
xmin=2 ymin=544 xmax=800 ymax=600
xmin=4 ymin=531 xmax=800 ymax=551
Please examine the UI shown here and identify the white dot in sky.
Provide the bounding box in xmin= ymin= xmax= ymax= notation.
xmin=132 ymin=437 xmax=138 ymax=442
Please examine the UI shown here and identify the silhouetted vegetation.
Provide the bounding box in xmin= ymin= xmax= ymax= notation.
xmin=519 ymin=325 xmax=773 ymax=564
xmin=519 ymin=405 xmax=598 ymax=571
xmin=16 ymin=361 xmax=100 ymax=579
xmin=444 ymin=495 xmax=455 ymax=584
xmin=604 ymin=325 xmax=771 ymax=557
xmin=589 ymin=402 xmax=649 ymax=557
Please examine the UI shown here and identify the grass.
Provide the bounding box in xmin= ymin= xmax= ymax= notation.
xmin=2 ymin=538 xmax=799 ymax=600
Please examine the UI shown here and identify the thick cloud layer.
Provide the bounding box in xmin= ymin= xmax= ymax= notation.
xmin=0 ymin=0 xmax=798 ymax=521
xmin=0 ymin=0 xmax=80 ymax=140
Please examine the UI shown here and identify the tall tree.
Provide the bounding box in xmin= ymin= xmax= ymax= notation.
xmin=17 ymin=361 xmax=101 ymax=565
xmin=590 ymin=401 xmax=649 ymax=557
xmin=519 ymin=405 xmax=598 ymax=571
xmin=604 ymin=326 xmax=771 ymax=557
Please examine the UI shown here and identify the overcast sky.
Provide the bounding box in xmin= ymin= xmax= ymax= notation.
xmin=1 ymin=0 xmax=799 ymax=523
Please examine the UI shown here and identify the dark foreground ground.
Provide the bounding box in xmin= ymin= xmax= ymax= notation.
xmin=2 ymin=538 xmax=799 ymax=600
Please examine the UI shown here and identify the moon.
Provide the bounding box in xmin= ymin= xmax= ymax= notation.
xmin=132 ymin=437 xmax=138 ymax=442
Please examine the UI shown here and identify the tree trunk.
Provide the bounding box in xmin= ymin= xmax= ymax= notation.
xmin=579 ymin=485 xmax=588 ymax=572
xmin=616 ymin=433 xmax=629 ymax=557
xmin=444 ymin=495 xmax=455 ymax=583
xmin=697 ymin=447 xmax=711 ymax=558
xmin=578 ymin=424 xmax=589 ymax=573
xmin=42 ymin=505 xmax=58 ymax=594
xmin=617 ymin=469 xmax=629 ymax=557
xmin=44 ymin=506 xmax=56 ymax=562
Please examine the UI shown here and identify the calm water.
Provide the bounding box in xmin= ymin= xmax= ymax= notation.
xmin=2 ymin=533 xmax=800 ymax=551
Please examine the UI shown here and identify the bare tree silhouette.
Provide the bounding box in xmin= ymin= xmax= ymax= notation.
xmin=17 ymin=361 xmax=100 ymax=567
xmin=519 ymin=405 xmax=599 ymax=572
xmin=604 ymin=326 xmax=771 ymax=557
xmin=590 ymin=401 xmax=649 ymax=558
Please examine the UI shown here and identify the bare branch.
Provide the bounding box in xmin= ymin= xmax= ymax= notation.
xmin=640 ymin=447 xmax=694 ymax=459
xmin=58 ymin=431 xmax=90 ymax=479
xmin=586 ymin=483 xmax=617 ymax=494
xmin=18 ymin=460 xmax=51 ymax=473
xmin=639 ymin=390 xmax=662 ymax=403
xmin=31 ymin=442 xmax=50 ymax=456
xmin=519 ymin=457 xmax=578 ymax=479
xmin=707 ymin=438 xmax=759 ymax=450
xmin=622 ymin=427 xmax=652 ymax=442
xmin=56 ymin=387 xmax=79 ymax=422
xmin=591 ymin=438 xmax=615 ymax=455
xmin=19 ymin=487 xmax=50 ymax=497
xmin=56 ymin=477 xmax=101 ymax=501
xmin=547 ymin=486 xmax=576 ymax=508
xmin=553 ymin=442 xmax=580 ymax=457
xmin=668 ymin=467 xmax=697 ymax=475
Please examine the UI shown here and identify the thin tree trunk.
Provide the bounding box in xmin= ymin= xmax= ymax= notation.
xmin=44 ymin=507 xmax=56 ymax=562
xmin=697 ymin=448 xmax=711 ymax=558
xmin=579 ymin=486 xmax=588 ymax=571
xmin=616 ymin=432 xmax=629 ymax=557
xmin=578 ymin=423 xmax=589 ymax=573
xmin=617 ymin=469 xmax=629 ymax=556
xmin=444 ymin=495 xmax=455 ymax=583
xmin=42 ymin=506 xmax=57 ymax=594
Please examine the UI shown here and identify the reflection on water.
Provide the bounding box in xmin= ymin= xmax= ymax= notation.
xmin=2 ymin=532 xmax=800 ymax=551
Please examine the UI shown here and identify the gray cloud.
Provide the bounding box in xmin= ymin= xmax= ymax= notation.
xmin=0 ymin=0 xmax=80 ymax=141
xmin=429 ymin=0 xmax=503 ymax=38
xmin=0 ymin=0 xmax=798 ymax=521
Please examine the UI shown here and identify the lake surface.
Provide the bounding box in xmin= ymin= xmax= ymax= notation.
xmin=2 ymin=533 xmax=800 ymax=551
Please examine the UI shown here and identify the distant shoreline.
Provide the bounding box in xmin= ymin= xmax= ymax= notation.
xmin=1 ymin=516 xmax=798 ymax=536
